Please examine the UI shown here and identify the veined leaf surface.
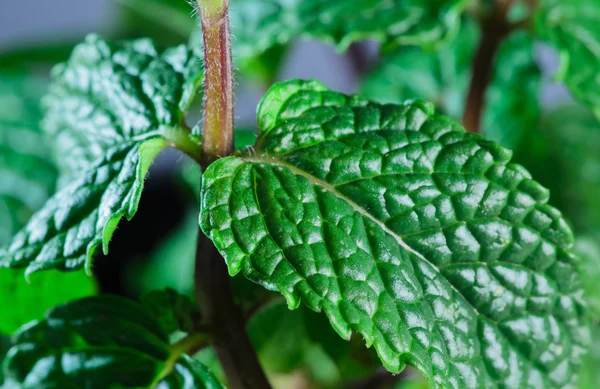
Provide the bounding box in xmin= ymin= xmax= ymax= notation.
xmin=0 ymin=295 xmax=221 ymax=389
xmin=0 ymin=36 xmax=204 ymax=275
xmin=200 ymin=80 xmax=589 ymax=388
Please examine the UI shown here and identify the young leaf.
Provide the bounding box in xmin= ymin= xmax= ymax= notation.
xmin=0 ymin=295 xmax=221 ymax=388
xmin=534 ymin=0 xmax=600 ymax=117
xmin=0 ymin=36 xmax=205 ymax=275
xmin=43 ymin=34 xmax=204 ymax=184
xmin=362 ymin=22 xmax=540 ymax=149
xmin=200 ymin=80 xmax=589 ymax=388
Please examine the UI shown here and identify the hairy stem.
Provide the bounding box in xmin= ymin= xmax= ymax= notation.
xmin=194 ymin=2 xmax=271 ymax=388
xmin=198 ymin=0 xmax=234 ymax=165
xmin=195 ymin=236 xmax=272 ymax=389
xmin=463 ymin=0 xmax=513 ymax=133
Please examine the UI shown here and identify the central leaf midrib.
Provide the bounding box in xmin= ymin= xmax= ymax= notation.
xmin=244 ymin=155 xmax=451 ymax=279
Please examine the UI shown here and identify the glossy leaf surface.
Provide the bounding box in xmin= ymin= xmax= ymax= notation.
xmin=0 ymin=295 xmax=221 ymax=389
xmin=362 ymin=24 xmax=540 ymax=149
xmin=534 ymin=0 xmax=600 ymax=116
xmin=201 ymin=80 xmax=588 ymax=388
xmin=0 ymin=74 xmax=57 ymax=246
xmin=0 ymin=36 xmax=204 ymax=275
xmin=0 ymin=140 xmax=167 ymax=275
xmin=0 ymin=73 xmax=96 ymax=334
xmin=43 ymin=34 xmax=203 ymax=183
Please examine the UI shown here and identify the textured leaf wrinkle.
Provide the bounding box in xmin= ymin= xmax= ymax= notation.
xmin=201 ymin=79 xmax=589 ymax=389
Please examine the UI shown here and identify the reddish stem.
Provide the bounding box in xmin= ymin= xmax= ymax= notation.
xmin=199 ymin=0 xmax=234 ymax=166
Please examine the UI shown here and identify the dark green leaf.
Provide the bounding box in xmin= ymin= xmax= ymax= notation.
xmin=141 ymin=288 xmax=201 ymax=335
xmin=1 ymin=295 xmax=220 ymax=389
xmin=158 ymin=354 xmax=224 ymax=389
xmin=0 ymin=73 xmax=57 ymax=245
xmin=0 ymin=36 xmax=205 ymax=275
xmin=534 ymin=0 xmax=600 ymax=116
xmin=362 ymin=22 xmax=541 ymax=149
xmin=248 ymin=301 xmax=379 ymax=385
xmin=0 ymin=73 xmax=97 ymax=334
xmin=0 ymin=139 xmax=167 ymax=275
xmin=43 ymin=34 xmax=204 ymax=183
xmin=201 ymin=79 xmax=589 ymax=388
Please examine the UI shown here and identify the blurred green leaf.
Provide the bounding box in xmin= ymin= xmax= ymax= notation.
xmin=125 ymin=212 xmax=198 ymax=296
xmin=248 ymin=301 xmax=379 ymax=387
xmin=118 ymin=0 xmax=469 ymax=81
xmin=534 ymin=0 xmax=600 ymax=117
xmin=515 ymin=105 xmax=600 ymax=235
xmin=0 ymin=270 xmax=96 ymax=335
xmin=576 ymin=237 xmax=600 ymax=319
xmin=362 ymin=21 xmax=541 ymax=149
xmin=222 ymin=0 xmax=469 ymax=56
xmin=1 ymin=295 xmax=220 ymax=388
xmin=0 ymin=72 xmax=96 ymax=335
xmin=576 ymin=237 xmax=600 ymax=388
xmin=141 ymin=288 xmax=201 ymax=335
xmin=0 ymin=43 xmax=77 ymax=72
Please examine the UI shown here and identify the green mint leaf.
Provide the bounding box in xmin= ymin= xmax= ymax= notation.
xmin=227 ymin=0 xmax=468 ymax=57
xmin=0 ymin=73 xmax=57 ymax=244
xmin=200 ymin=79 xmax=589 ymax=388
xmin=0 ymin=36 xmax=205 ymax=275
xmin=362 ymin=22 xmax=541 ymax=149
xmin=534 ymin=0 xmax=600 ymax=117
xmin=43 ymin=34 xmax=203 ymax=183
xmin=141 ymin=288 xmax=201 ymax=335
xmin=0 ymin=73 xmax=97 ymax=334
xmin=1 ymin=295 xmax=220 ymax=388
xmin=0 ymin=139 xmax=167 ymax=275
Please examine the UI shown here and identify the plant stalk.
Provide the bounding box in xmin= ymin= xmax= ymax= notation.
xmin=194 ymin=2 xmax=272 ymax=389
xmin=198 ymin=0 xmax=234 ymax=165
xmin=462 ymin=0 xmax=513 ymax=133
xmin=195 ymin=236 xmax=272 ymax=389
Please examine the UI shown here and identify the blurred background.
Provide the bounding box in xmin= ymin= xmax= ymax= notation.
xmin=1 ymin=1 xmax=598 ymax=388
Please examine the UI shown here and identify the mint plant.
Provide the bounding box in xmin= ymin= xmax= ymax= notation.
xmin=0 ymin=0 xmax=598 ymax=388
